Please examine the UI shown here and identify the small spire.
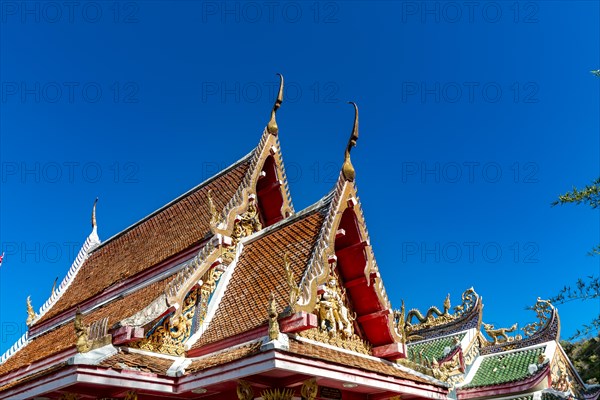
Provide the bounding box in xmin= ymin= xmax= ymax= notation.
xmin=51 ymin=276 xmax=58 ymax=295
xmin=268 ymin=293 xmax=280 ymax=340
xmin=26 ymin=296 xmax=36 ymax=326
xmin=91 ymin=197 xmax=98 ymax=229
xmin=267 ymin=73 xmax=284 ymax=135
xmin=342 ymin=102 xmax=359 ymax=181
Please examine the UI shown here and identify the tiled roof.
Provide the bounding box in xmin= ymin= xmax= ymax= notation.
xmin=186 ymin=341 xmax=262 ymax=373
xmin=0 ymin=273 xmax=176 ymax=377
xmin=407 ymin=333 xmax=466 ymax=362
xmin=34 ymin=158 xmax=251 ymax=325
xmin=191 ymin=204 xmax=328 ymax=349
xmin=0 ymin=362 xmax=68 ymax=392
xmin=464 ymin=346 xmax=545 ymax=388
xmin=99 ymin=351 xmax=175 ymax=375
xmin=286 ymin=339 xmax=437 ymax=385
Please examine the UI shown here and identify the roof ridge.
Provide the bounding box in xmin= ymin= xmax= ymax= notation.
xmin=94 ymin=150 xmax=254 ymax=251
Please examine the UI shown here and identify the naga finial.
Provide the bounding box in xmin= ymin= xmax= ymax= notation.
xmin=74 ymin=307 xmax=91 ymax=353
xmin=91 ymin=197 xmax=98 ymax=229
xmin=207 ymin=189 xmax=219 ymax=227
xmin=267 ymin=73 xmax=284 ymax=135
xmin=26 ymin=296 xmax=36 ymax=326
xmin=268 ymin=293 xmax=280 ymax=341
xmin=284 ymin=252 xmax=300 ymax=312
xmin=342 ymin=102 xmax=359 ymax=181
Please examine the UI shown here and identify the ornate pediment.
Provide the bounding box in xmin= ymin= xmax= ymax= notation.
xmin=131 ymin=265 xmax=226 ymax=356
xmin=299 ymin=260 xmax=371 ymax=355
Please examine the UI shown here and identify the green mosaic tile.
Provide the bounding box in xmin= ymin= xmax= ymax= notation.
xmin=465 ymin=346 xmax=545 ymax=388
xmin=407 ymin=333 xmax=466 ymax=362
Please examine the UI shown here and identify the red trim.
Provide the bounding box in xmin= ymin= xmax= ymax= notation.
xmin=112 ymin=326 xmax=145 ymax=345
xmin=457 ymin=364 xmax=550 ymax=400
xmin=372 ymin=342 xmax=407 ymax=360
xmin=280 ymin=312 xmax=318 ymax=333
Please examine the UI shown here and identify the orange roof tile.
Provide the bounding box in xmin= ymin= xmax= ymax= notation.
xmin=286 ymin=339 xmax=436 ymax=385
xmin=0 ymin=273 xmax=176 ymax=377
xmin=34 ymin=159 xmax=251 ymax=325
xmin=191 ymin=205 xmax=327 ymax=349
xmin=186 ymin=341 xmax=262 ymax=373
xmin=99 ymin=351 xmax=175 ymax=375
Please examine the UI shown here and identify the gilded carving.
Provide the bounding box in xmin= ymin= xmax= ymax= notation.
xmin=406 ymin=294 xmax=452 ymax=327
xmin=74 ymin=309 xmax=91 ymax=353
xmin=483 ymin=322 xmax=521 ymax=344
xmin=316 ymin=264 xmax=354 ymax=339
xmin=131 ymin=288 xmax=199 ymax=356
xmin=522 ymin=297 xmax=553 ymax=337
xmin=222 ymin=202 xmax=262 ymax=264
xmin=261 ymin=388 xmax=294 ymax=400
xmin=399 ymin=288 xmax=479 ymax=336
xmin=283 ymin=252 xmax=300 ymax=312
xmin=342 ymin=102 xmax=359 ymax=182
xmin=300 ymin=327 xmax=371 ymax=355
xmin=300 ymin=264 xmax=370 ymax=353
xmin=267 ymin=73 xmax=284 ymax=135
xmin=430 ymin=351 xmax=463 ymax=383
xmin=463 ymin=338 xmax=480 ymax=366
xmin=551 ymin=351 xmax=582 ymax=397
xmin=88 ymin=316 xmax=112 ymax=350
xmin=300 ymin=378 xmax=318 ymax=400
xmin=197 ymin=266 xmax=224 ymax=323
xmin=237 ymin=380 xmax=254 ymax=400
xmin=268 ymin=293 xmax=280 ymax=341
xmin=26 ymin=296 xmax=37 ymax=326
xmin=394 ymin=301 xmax=423 ymax=343
xmin=207 ymin=189 xmax=221 ymax=230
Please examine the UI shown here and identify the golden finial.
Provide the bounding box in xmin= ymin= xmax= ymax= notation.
xmin=267 ymin=73 xmax=284 ymax=135
xmin=268 ymin=293 xmax=280 ymax=340
xmin=91 ymin=197 xmax=98 ymax=229
xmin=26 ymin=296 xmax=36 ymax=326
xmin=342 ymin=102 xmax=359 ymax=181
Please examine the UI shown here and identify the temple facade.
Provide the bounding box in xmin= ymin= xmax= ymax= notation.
xmin=0 ymin=75 xmax=597 ymax=400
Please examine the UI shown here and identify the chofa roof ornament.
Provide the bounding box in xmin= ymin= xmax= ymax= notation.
xmin=267 ymin=73 xmax=284 ymax=135
xmin=91 ymin=197 xmax=98 ymax=229
xmin=342 ymin=101 xmax=359 ymax=182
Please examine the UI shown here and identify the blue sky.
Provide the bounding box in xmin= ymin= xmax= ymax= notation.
xmin=0 ymin=1 xmax=598 ymax=354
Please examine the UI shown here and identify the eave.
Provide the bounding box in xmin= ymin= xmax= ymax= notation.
xmin=0 ymin=346 xmax=449 ymax=400
xmin=456 ymin=364 xmax=551 ymax=400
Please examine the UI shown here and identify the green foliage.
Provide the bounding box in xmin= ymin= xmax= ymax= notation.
xmin=561 ymin=336 xmax=600 ymax=384
xmin=552 ymin=177 xmax=600 ymax=209
xmin=551 ymin=177 xmax=600 ymax=340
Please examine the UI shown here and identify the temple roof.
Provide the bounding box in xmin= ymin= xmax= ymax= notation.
xmin=0 ymin=80 xmax=592 ymax=400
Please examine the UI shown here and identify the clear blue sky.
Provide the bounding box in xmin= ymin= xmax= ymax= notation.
xmin=0 ymin=1 xmax=598 ymax=354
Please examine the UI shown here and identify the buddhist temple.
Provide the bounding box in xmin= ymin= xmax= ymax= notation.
xmin=0 ymin=75 xmax=597 ymax=400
